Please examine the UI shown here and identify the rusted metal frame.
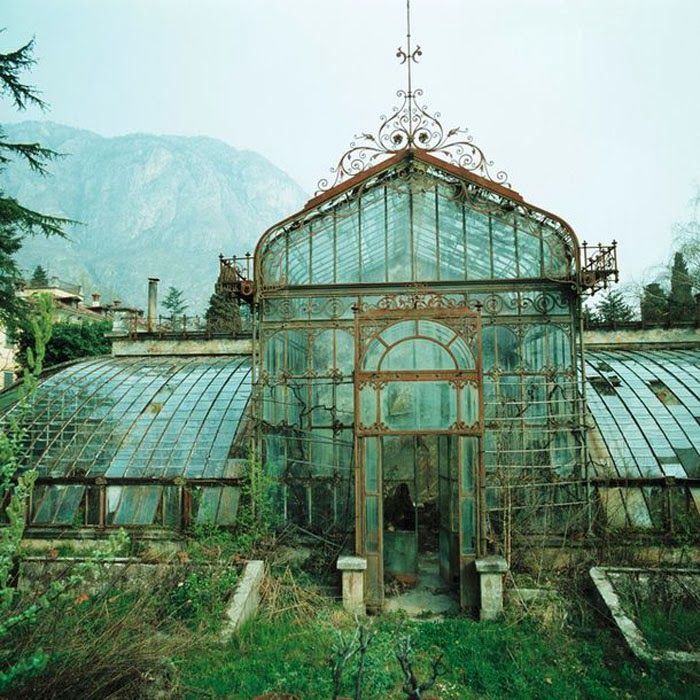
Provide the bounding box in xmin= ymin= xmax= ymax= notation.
xmin=433 ymin=182 xmax=441 ymax=281
xmin=120 ymin=359 xmax=204 ymax=479
xmin=357 ymin=370 xmax=478 ymax=383
xmin=592 ymin=476 xmax=700 ymax=487
xmin=383 ymin=185 xmax=390 ymax=282
xmin=145 ymin=360 xmax=231 ymax=477
xmin=31 ymin=475 xmax=245 ymax=486
xmin=373 ymin=335 xmax=464 ymax=369
xmin=254 ymin=153 xmax=581 ymax=292
xmin=260 ymin=277 xmax=576 ymax=297
xmin=21 ymin=359 xmax=122 ymax=455
xmin=357 ymin=305 xmax=480 ymax=322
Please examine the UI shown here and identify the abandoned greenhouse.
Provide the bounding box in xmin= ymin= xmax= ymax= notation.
xmin=2 ymin=63 xmax=698 ymax=615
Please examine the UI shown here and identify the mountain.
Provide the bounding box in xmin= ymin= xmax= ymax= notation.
xmin=0 ymin=121 xmax=307 ymax=311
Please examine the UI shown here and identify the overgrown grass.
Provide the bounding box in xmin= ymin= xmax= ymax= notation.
xmin=2 ymin=527 xmax=245 ymax=698
xmin=179 ymin=602 xmax=700 ymax=699
xmin=637 ymin=603 xmax=700 ymax=652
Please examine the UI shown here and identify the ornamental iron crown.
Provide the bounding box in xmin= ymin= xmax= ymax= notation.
xmin=316 ymin=0 xmax=510 ymax=194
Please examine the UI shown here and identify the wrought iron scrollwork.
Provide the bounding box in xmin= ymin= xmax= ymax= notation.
xmin=317 ymin=88 xmax=510 ymax=194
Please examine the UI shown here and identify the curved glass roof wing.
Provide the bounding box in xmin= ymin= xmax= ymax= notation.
xmin=2 ymin=356 xmax=252 ymax=479
xmin=586 ymin=348 xmax=700 ymax=481
xmin=585 ymin=348 xmax=700 ymax=531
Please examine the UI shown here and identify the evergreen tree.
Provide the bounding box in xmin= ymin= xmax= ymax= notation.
xmin=29 ymin=264 xmax=49 ymax=287
xmin=640 ymin=282 xmax=669 ymax=324
xmin=161 ymin=286 xmax=188 ymax=316
xmin=597 ymin=290 xmax=634 ymax=326
xmin=0 ymin=36 xmax=71 ymax=328
xmin=205 ymin=290 xmax=241 ymax=333
xmin=668 ymin=252 xmax=695 ymax=323
xmin=581 ymin=304 xmax=599 ymax=328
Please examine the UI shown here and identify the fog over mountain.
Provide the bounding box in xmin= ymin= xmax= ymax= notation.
xmin=1 ymin=121 xmax=307 ymax=310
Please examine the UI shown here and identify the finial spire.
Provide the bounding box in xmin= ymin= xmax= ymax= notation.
xmin=395 ymin=0 xmax=422 ymax=138
xmin=316 ymin=0 xmax=510 ymax=194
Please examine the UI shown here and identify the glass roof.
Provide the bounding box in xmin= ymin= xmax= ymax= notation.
xmin=2 ymin=355 xmax=252 ymax=479
xmin=586 ymin=348 xmax=700 ymax=531
xmin=586 ymin=348 xmax=700 ymax=480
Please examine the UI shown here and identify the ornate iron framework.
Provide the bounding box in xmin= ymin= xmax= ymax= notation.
xmin=316 ymin=0 xmax=509 ymax=193
xmin=353 ymin=295 xmax=485 ymax=608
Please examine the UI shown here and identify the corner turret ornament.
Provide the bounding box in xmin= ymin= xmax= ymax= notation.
xmin=316 ymin=0 xmax=510 ymax=194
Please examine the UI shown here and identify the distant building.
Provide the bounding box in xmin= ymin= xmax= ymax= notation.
xmin=0 ymin=275 xmax=123 ymax=387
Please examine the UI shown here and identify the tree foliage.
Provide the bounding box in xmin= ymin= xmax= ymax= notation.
xmin=640 ymin=282 xmax=669 ymax=324
xmin=0 ymin=35 xmax=72 ymax=329
xmin=668 ymin=251 xmax=695 ymax=323
xmin=161 ymin=286 xmax=188 ymax=316
xmin=28 ymin=265 xmax=48 ymax=287
xmin=597 ymin=290 xmax=634 ymax=326
xmin=18 ymin=317 xmax=111 ymax=370
xmin=204 ymin=290 xmax=241 ymax=333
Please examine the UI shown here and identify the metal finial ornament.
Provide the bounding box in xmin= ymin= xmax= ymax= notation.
xmin=316 ymin=0 xmax=510 ymax=194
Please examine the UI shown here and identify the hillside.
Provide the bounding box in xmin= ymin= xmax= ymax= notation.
xmin=0 ymin=121 xmax=307 ymax=310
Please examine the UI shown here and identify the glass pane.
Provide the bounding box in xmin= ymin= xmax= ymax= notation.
xmin=359 ymin=188 xmax=387 ymax=283
xmin=437 ymin=189 xmax=466 ymax=281
xmin=461 ymin=382 xmax=479 ymax=426
xmin=360 ymin=385 xmax=377 ymax=427
xmin=461 ymin=498 xmax=475 ymax=554
xmin=365 ymin=438 xmax=379 ymax=493
xmin=517 ymin=226 xmax=542 ymax=277
xmin=461 ymin=436 xmax=477 ymax=491
xmin=386 ymin=187 xmax=411 ymax=282
xmin=381 ymin=338 xmax=455 ymax=371
xmin=466 ymin=209 xmax=490 ymax=280
xmin=365 ymin=495 xmax=379 ymax=553
xmin=491 ymin=214 xmax=518 ymax=278
xmin=216 ymin=487 xmax=241 ymax=525
xmin=380 ymin=381 xmax=457 ymax=431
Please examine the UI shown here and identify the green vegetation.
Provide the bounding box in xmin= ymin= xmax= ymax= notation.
xmin=28 ymin=265 xmax=48 ymax=287
xmin=637 ymin=603 xmax=700 ymax=653
xmin=593 ymin=289 xmax=635 ymax=326
xmin=17 ymin=317 xmax=112 ymax=370
xmin=640 ymin=281 xmax=669 ymax=323
xmin=162 ymin=285 xmax=189 ymax=316
xmin=205 ymin=289 xmax=242 ymax=333
xmin=178 ymin=603 xmax=699 ymax=699
xmin=669 ymin=251 xmax=696 ymax=323
xmin=0 ymin=35 xmax=72 ymax=329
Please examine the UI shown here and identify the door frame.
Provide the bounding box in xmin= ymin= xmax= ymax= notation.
xmin=353 ymin=296 xmax=484 ymax=609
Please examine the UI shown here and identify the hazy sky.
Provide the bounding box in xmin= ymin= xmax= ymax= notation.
xmin=1 ymin=0 xmax=699 ymax=287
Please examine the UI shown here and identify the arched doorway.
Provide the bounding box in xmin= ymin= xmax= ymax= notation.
xmin=354 ymin=295 xmax=483 ymax=609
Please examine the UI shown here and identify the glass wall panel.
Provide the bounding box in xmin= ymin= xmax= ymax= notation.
xmin=466 ymin=209 xmax=491 ymax=280
xmin=386 ymin=187 xmax=411 ymax=282
xmin=359 ymin=189 xmax=387 ymax=284
xmin=380 ymin=381 xmax=456 ymax=431
xmin=365 ymin=495 xmax=379 ymax=552
xmin=461 ymin=382 xmax=479 ymax=426
xmin=414 ymin=187 xmax=438 ymax=280
xmin=381 ymin=339 xmax=454 ymax=371
xmin=437 ymin=189 xmax=467 ymax=281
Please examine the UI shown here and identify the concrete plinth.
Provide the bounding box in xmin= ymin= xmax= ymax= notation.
xmin=337 ymin=555 xmax=367 ymax=616
xmin=475 ymin=555 xmax=508 ymax=621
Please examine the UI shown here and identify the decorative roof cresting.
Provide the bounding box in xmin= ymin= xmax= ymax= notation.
xmin=316 ymin=0 xmax=510 ymax=194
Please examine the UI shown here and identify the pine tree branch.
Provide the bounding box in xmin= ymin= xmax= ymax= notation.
xmin=0 ymin=195 xmax=73 ymax=238
xmin=0 ymin=35 xmax=46 ymax=111
xmin=0 ymin=139 xmax=61 ymax=174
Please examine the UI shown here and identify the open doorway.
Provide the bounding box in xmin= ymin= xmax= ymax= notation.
xmin=382 ymin=435 xmax=457 ymax=598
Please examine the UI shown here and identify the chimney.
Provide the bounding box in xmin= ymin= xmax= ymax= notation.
xmin=91 ymin=292 xmax=101 ymax=308
xmin=112 ymin=299 xmax=122 ymax=308
xmin=147 ymin=278 xmax=159 ymax=332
